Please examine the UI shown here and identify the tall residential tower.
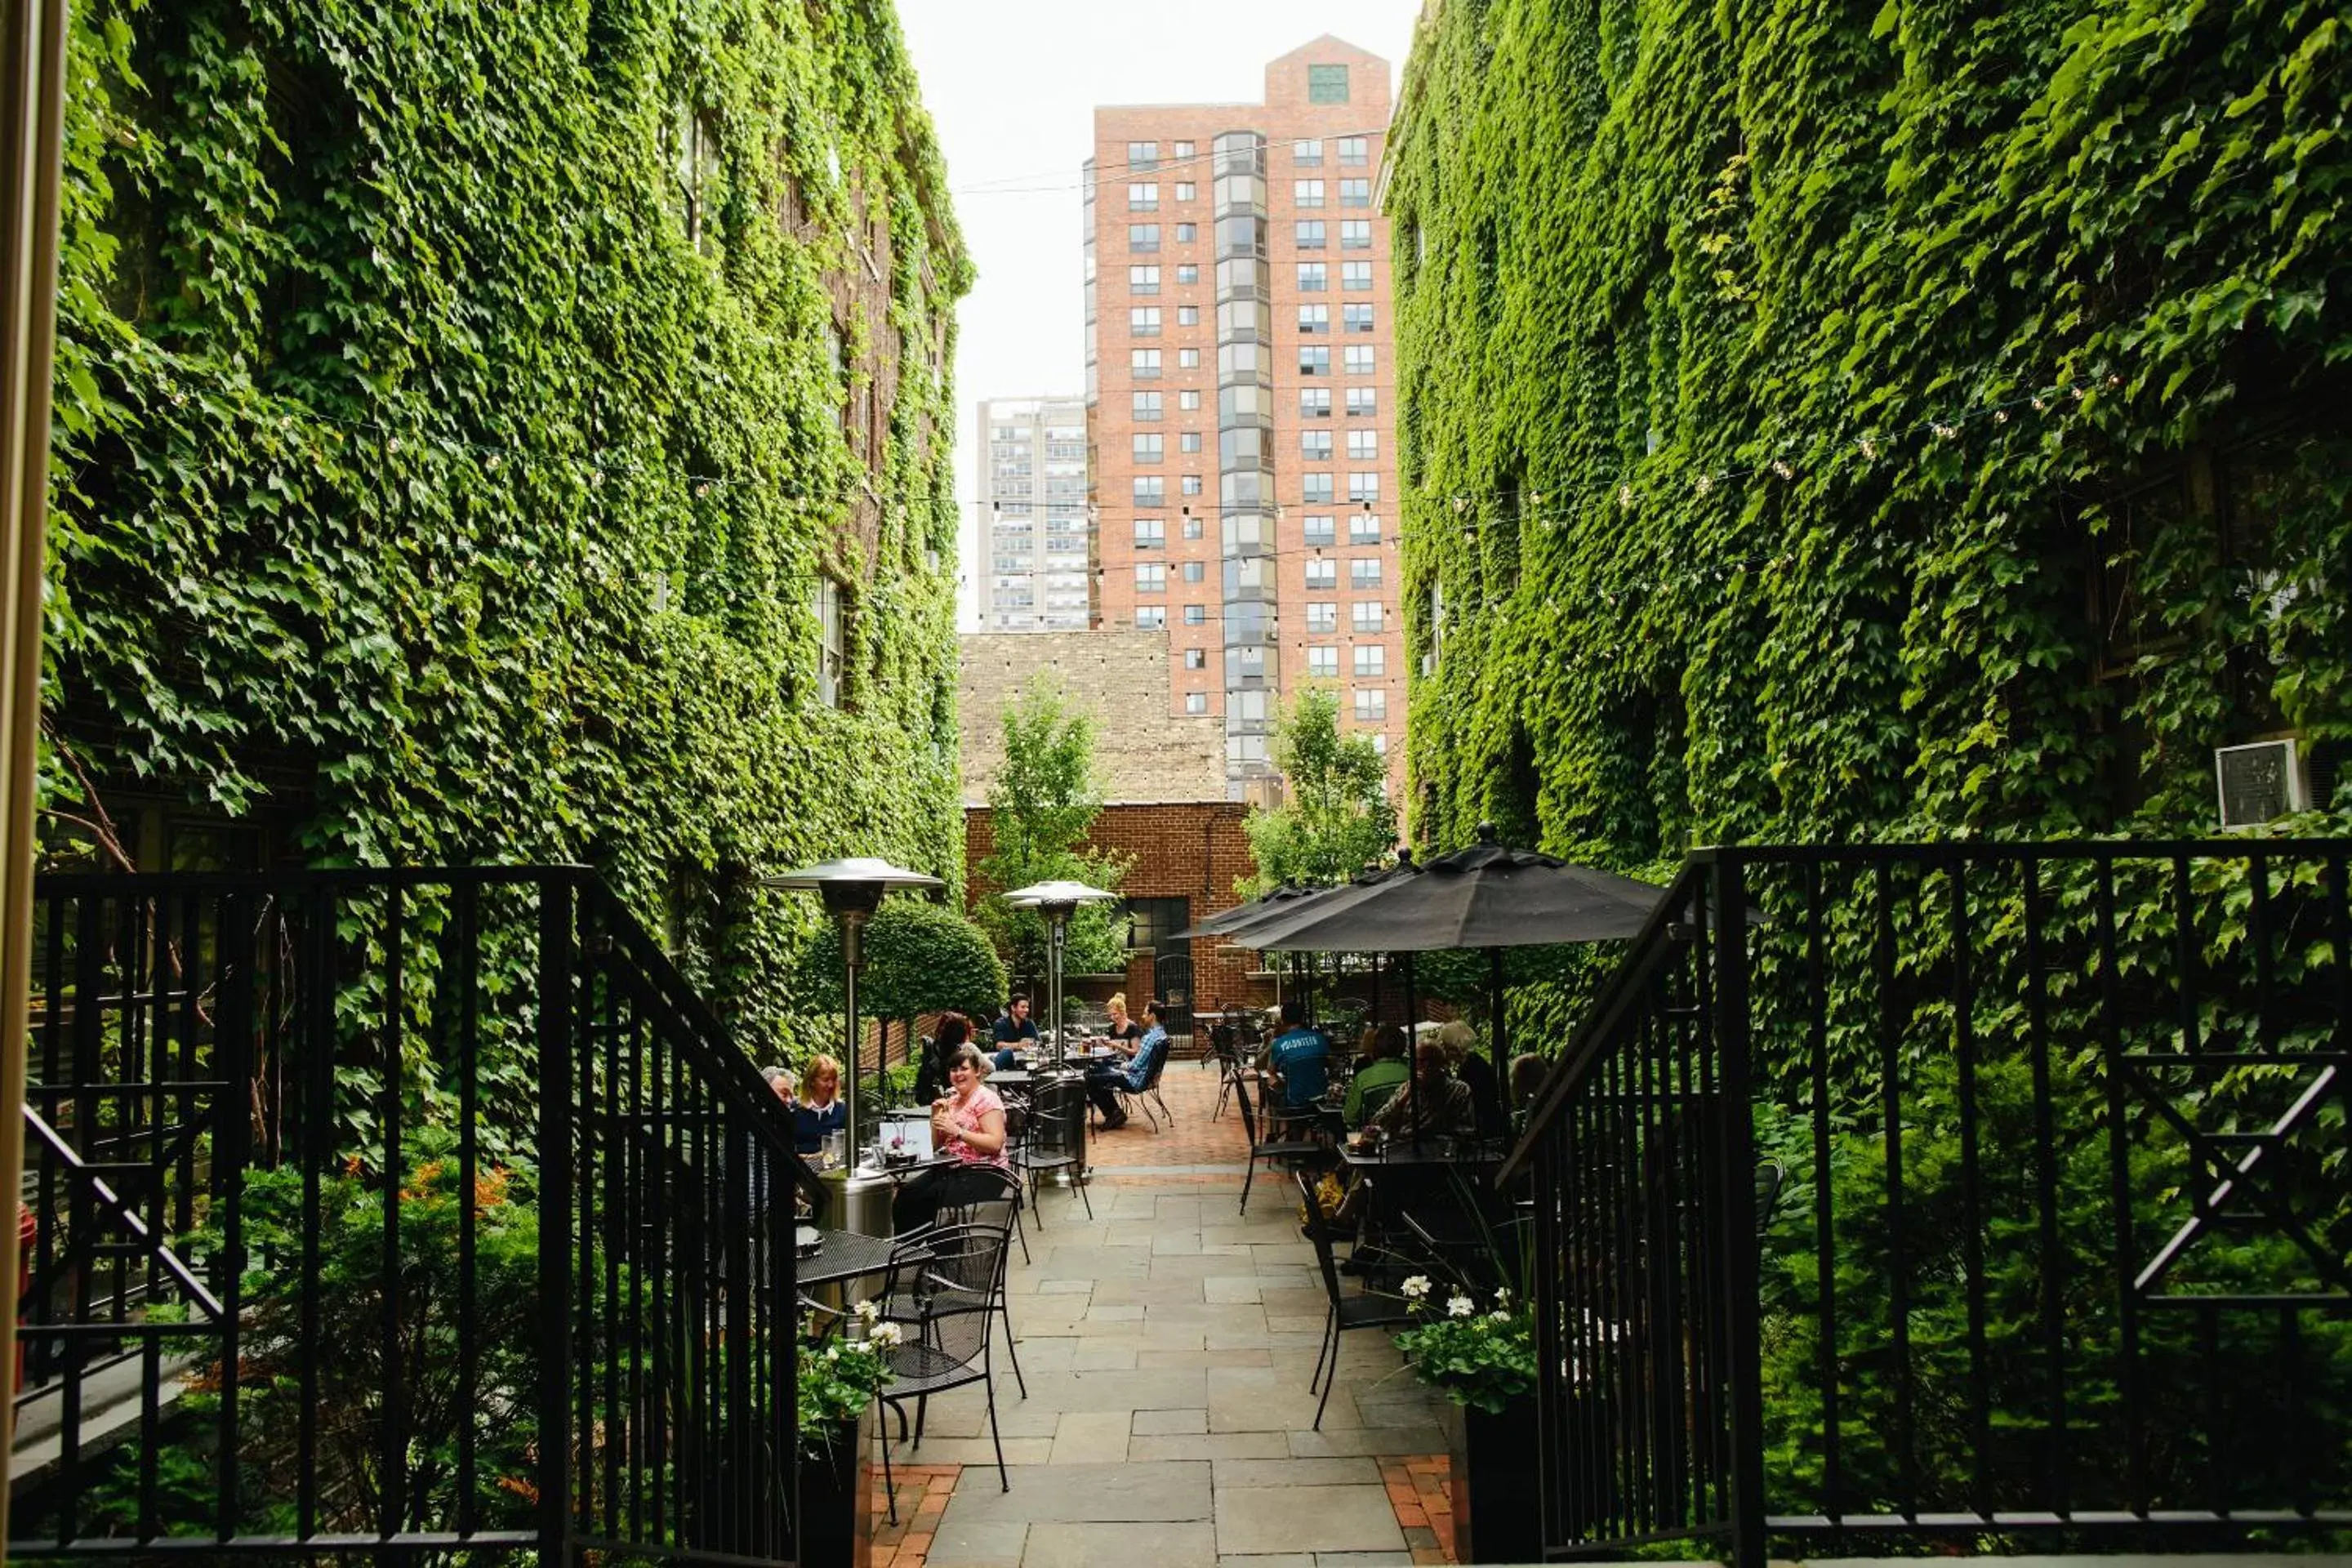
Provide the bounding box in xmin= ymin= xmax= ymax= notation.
xmin=1085 ymin=38 xmax=1403 ymax=798
xmin=978 ymin=394 xmax=1091 ymax=632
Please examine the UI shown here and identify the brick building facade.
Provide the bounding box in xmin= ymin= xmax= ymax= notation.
xmin=959 ymin=630 xmax=1226 ymax=805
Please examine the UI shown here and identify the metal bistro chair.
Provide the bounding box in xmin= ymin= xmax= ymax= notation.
xmin=1294 ymin=1166 xmax=1412 ymax=1429
xmin=1011 ymin=1076 xmax=1094 ymax=1223
xmin=1233 ymin=1057 xmax=1327 ymax=1217
xmin=877 ymin=1219 xmax=1019 ymax=1503
xmin=1108 ymin=1036 xmax=1175 ymax=1132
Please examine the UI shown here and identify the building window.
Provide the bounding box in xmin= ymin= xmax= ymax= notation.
xmin=1131 ymin=348 xmax=1161 ymax=378
xmin=1185 ymin=646 xmax=1208 ymax=669
xmin=1341 ymin=219 xmax=1372 ymax=249
xmin=1177 ymin=304 xmax=1200 ymax=326
xmin=1135 ymin=563 xmax=1166 ymax=594
xmin=1297 ymin=261 xmax=1328 ymax=292
xmin=1130 ymin=305 xmax=1162 ymax=336
xmin=1127 ymin=140 xmax=1159 ymax=169
xmin=1298 ymin=304 xmax=1330 ymax=334
xmin=1186 ymin=690 xmax=1209 ymax=713
xmin=1133 ymin=390 xmax=1162 ymax=420
xmin=1134 ymin=518 xmax=1165 ymax=549
xmin=1183 ymin=516 xmax=1205 ymax=539
xmin=1134 ymin=475 xmax=1165 ymax=504
xmin=1179 ymin=389 xmax=1202 ymax=410
xmin=1181 ymin=473 xmax=1204 ymax=495
xmin=1346 ymin=386 xmax=1377 ymax=417
xmin=1344 ymin=303 xmax=1375 ymax=332
xmin=1354 ymin=688 xmax=1387 ymax=721
xmin=1183 ymin=560 xmax=1206 ymax=583
xmin=1180 ymin=430 xmax=1203 ymax=452
xmin=1344 ymin=345 xmax=1375 ymax=375
xmin=1351 ymin=557 xmax=1383 ymax=589
xmin=1342 ymin=261 xmax=1373 ymax=290
xmin=1350 ymin=513 xmax=1382 ymax=545
xmin=1339 ymin=136 xmax=1370 ymax=167
xmin=1299 ymin=345 xmax=1330 ymax=376
xmin=1294 ymin=179 xmax=1325 ymax=208
xmin=1301 ymin=387 xmax=1332 ymax=418
xmin=1183 ymin=604 xmax=1208 ymax=628
xmin=1178 ymin=346 xmax=1200 ymax=368
xmin=1295 ymin=137 xmax=1324 ymax=166
xmin=1295 ymin=220 xmax=1325 ymax=249
xmin=1354 ymin=644 xmax=1386 ymax=676
xmin=1134 ymin=432 xmax=1164 ymax=461
xmin=816 ymin=577 xmax=846 ymax=708
xmin=1129 ymin=264 xmax=1160 ymax=294
xmin=1176 ymin=263 xmax=1199 ymax=283
xmin=1307 ymin=559 xmax=1338 ymax=590
xmin=1307 ymin=602 xmax=1338 ymax=633
xmin=1128 ymin=181 xmax=1159 ymax=212
xmin=1300 ymin=430 xmax=1333 ymax=460
xmin=1303 ymin=513 xmax=1335 ymax=546
xmin=1135 ymin=605 xmax=1165 ymax=630
xmin=1173 ymin=140 xmax=1195 ymax=158
xmin=1307 ymin=646 xmax=1339 ymax=677
xmin=1303 ymin=472 xmax=1334 ymax=503
xmin=1349 ymin=473 xmax=1380 ymax=505
xmin=1174 ymin=180 xmax=1196 ymax=201
xmin=1130 ymin=223 xmax=1160 ymax=252
xmin=1348 ymin=430 xmax=1379 ymax=460
xmin=1309 ymin=63 xmax=1351 ymax=103
xmin=1339 ymin=178 xmax=1372 ymax=208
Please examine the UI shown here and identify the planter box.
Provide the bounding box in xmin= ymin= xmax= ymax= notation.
xmin=1444 ymin=1395 xmax=1541 ymax=1565
xmin=799 ymin=1405 xmax=875 ymax=1568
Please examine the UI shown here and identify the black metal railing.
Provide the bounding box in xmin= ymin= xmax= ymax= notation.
xmin=1503 ymin=840 xmax=2352 ymax=1566
xmin=11 ymin=867 xmax=806 ymax=1563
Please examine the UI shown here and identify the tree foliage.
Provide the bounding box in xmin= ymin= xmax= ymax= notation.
xmin=1241 ymin=686 xmax=1400 ymax=897
xmin=42 ymin=0 xmax=971 ymax=1049
xmin=795 ymin=896 xmax=1006 ymax=1024
xmin=1387 ymin=0 xmax=2351 ymax=866
xmin=974 ymin=675 xmax=1129 ymax=987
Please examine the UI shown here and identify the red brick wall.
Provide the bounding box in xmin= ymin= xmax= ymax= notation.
xmin=964 ymin=801 xmax=1279 ymax=1042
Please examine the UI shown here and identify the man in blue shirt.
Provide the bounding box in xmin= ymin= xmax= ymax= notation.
xmin=990 ymin=996 xmax=1039 ymax=1071
xmin=1263 ymin=998 xmax=1330 ymax=1114
xmin=1086 ymin=1001 xmax=1169 ymax=1130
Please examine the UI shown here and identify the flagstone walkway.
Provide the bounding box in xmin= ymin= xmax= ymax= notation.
xmin=880 ymin=1062 xmax=1458 ymax=1567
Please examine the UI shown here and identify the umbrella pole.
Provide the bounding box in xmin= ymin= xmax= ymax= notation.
xmin=1490 ymin=946 xmax=1507 ymax=1085
xmin=1405 ymin=951 xmax=1420 ymax=1154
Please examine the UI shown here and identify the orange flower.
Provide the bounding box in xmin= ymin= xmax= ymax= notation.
xmin=495 ymin=1475 xmax=541 ymax=1505
xmin=474 ymin=1167 xmax=510 ymax=1213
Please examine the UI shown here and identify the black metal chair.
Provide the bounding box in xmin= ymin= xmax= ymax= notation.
xmin=1010 ymin=1079 xmax=1094 ymax=1223
xmin=911 ymin=1163 xmax=1028 ymax=1398
xmin=1293 ymin=1167 xmax=1412 ymax=1429
xmin=1108 ymin=1036 xmax=1175 ymax=1132
xmin=1233 ymin=1059 xmax=1327 ymax=1217
xmin=876 ymin=1220 xmax=1018 ymax=1502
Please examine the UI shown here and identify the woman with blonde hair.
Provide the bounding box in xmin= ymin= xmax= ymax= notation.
xmin=1097 ymin=991 xmax=1144 ymax=1053
xmin=790 ymin=1052 xmax=847 ymax=1155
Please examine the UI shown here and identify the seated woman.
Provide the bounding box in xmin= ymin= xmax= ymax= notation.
xmin=1342 ymin=1024 xmax=1410 ymax=1128
xmin=893 ymin=1043 xmax=1014 ymax=1233
xmin=1097 ymin=991 xmax=1143 ymax=1054
xmin=1437 ymin=1019 xmax=1508 ymax=1140
xmin=789 ymin=1053 xmax=847 ymax=1155
xmin=1085 ymin=1000 xmax=1169 ymax=1130
xmin=1365 ymin=1040 xmax=1477 ymax=1142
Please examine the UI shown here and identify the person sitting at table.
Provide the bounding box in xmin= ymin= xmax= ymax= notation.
xmin=1438 ymin=1019 xmax=1509 ymax=1140
xmin=1261 ymin=998 xmax=1331 ymax=1120
xmin=917 ymin=1013 xmax=974 ymax=1102
xmin=1343 ymin=1023 xmax=1410 ymax=1128
xmin=894 ymin=1044 xmax=1013 ymax=1232
xmin=1085 ymin=1000 xmax=1169 ymax=1129
xmin=1508 ymin=1052 xmax=1547 ymax=1122
xmin=1098 ymin=991 xmax=1143 ymax=1053
xmin=989 ymin=995 xmax=1040 ymax=1071
xmin=790 ymin=1052 xmax=848 ymax=1156
xmin=1366 ymin=1040 xmax=1477 ymax=1142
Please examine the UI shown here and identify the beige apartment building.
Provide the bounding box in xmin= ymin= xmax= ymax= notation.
xmin=1085 ymin=38 xmax=1404 ymax=800
xmin=978 ymin=395 xmax=1091 ymax=632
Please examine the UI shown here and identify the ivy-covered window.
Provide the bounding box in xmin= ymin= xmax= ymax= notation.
xmin=1308 ymin=64 xmax=1350 ymax=104
xmin=817 ymin=578 xmax=847 ymax=708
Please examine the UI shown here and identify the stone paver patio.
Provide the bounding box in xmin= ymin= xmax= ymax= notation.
xmin=880 ymin=1062 xmax=1455 ymax=1566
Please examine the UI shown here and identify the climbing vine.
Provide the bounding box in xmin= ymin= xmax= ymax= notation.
xmin=42 ymin=0 xmax=973 ymax=1049
xmin=1388 ymin=0 xmax=2351 ymax=865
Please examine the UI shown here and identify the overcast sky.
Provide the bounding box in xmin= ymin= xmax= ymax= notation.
xmin=893 ymin=0 xmax=1426 ymax=627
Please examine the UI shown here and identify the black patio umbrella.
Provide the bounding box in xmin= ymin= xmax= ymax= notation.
xmin=1169 ymin=882 xmax=1325 ymax=942
xmin=1233 ymin=826 xmax=1669 ymax=1134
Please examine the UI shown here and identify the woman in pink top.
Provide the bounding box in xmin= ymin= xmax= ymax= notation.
xmin=929 ymin=1045 xmax=1011 ymax=1171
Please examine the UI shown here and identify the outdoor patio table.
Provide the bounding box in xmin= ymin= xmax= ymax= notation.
xmin=798 ymin=1227 xmax=932 ymax=1290
xmin=1340 ymin=1143 xmax=1503 ymax=1171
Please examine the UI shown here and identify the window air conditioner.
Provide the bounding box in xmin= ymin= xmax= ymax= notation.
xmin=1420 ymin=651 xmax=1437 ymax=677
xmin=2215 ymin=737 xmax=2308 ymax=830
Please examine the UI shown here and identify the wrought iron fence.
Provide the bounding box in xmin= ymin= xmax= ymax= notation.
xmin=1503 ymin=840 xmax=2352 ymax=1566
xmin=10 ymin=867 xmax=805 ymax=1563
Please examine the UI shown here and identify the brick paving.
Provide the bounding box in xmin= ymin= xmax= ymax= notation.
xmin=1081 ymin=1053 xmax=1249 ymax=1170
xmin=871 ymin=1464 xmax=959 ymax=1567
xmin=1377 ymin=1454 xmax=1458 ymax=1564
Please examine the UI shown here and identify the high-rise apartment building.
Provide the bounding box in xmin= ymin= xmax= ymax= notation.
xmin=1085 ymin=38 xmax=1403 ymax=797
xmin=978 ymin=394 xmax=1091 ymax=632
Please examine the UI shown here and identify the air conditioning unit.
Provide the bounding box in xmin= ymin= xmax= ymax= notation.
xmin=1419 ymin=652 xmax=1437 ymax=677
xmin=2215 ymin=737 xmax=2309 ymax=830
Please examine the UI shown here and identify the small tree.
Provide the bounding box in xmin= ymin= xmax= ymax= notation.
xmin=974 ymin=675 xmax=1130 ymax=997
xmin=797 ymin=898 xmax=1007 ymax=1091
xmin=1241 ymin=687 xmax=1400 ymax=896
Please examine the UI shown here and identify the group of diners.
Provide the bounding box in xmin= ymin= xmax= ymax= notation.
xmin=972 ymin=990 xmax=1169 ymax=1133
xmin=1250 ymin=998 xmax=1544 ymax=1143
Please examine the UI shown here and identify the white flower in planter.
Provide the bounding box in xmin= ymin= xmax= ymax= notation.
xmin=1490 ymin=1310 xmax=1512 ymax=1323
xmin=870 ymin=1321 xmax=904 ymax=1349
xmin=1401 ymin=1275 xmax=1432 ymax=1302
xmin=853 ymin=1298 xmax=881 ymax=1324
xmin=1447 ymin=1295 xmax=1475 ymax=1319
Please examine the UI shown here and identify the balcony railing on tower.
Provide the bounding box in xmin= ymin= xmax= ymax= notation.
xmin=1503 ymin=840 xmax=2352 ymax=1566
xmin=10 ymin=866 xmax=805 ymax=1564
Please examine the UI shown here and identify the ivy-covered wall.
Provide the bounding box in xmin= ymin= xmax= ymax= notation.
xmin=1388 ymin=0 xmax=2350 ymax=866
xmin=44 ymin=0 xmax=971 ymax=1045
